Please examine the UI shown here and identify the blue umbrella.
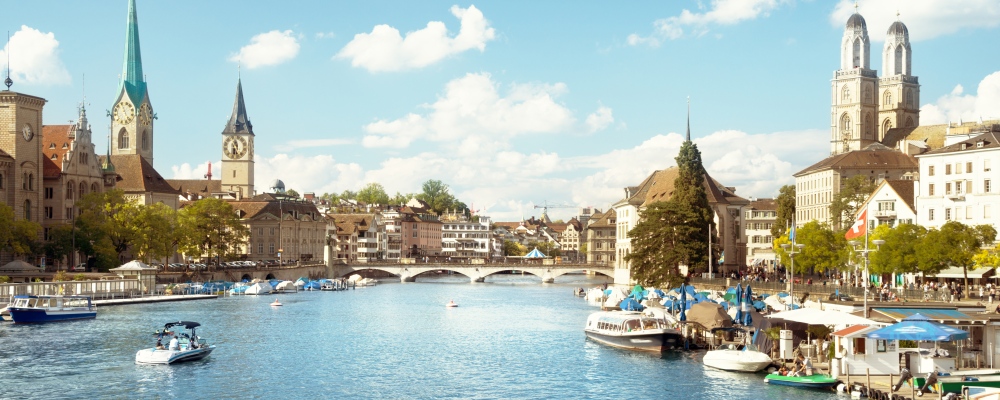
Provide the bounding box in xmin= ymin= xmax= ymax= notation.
xmin=742 ymin=284 xmax=753 ymax=326
xmin=679 ymin=284 xmax=687 ymax=321
xmin=734 ymin=284 xmax=743 ymax=325
xmin=619 ymin=298 xmax=644 ymax=311
xmin=866 ymin=313 xmax=969 ymax=341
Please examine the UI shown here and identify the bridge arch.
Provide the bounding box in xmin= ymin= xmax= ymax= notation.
xmin=240 ymin=273 xmax=252 ymax=282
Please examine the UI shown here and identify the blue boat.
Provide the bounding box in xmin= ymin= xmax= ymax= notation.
xmin=7 ymin=295 xmax=96 ymax=323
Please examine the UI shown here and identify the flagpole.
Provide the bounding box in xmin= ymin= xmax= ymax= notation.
xmin=863 ymin=213 xmax=869 ymax=318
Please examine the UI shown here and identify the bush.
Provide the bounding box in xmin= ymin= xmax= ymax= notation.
xmin=73 ymin=274 xmax=86 ymax=281
xmin=53 ymin=271 xmax=69 ymax=281
xmin=0 ymin=276 xmax=10 ymax=283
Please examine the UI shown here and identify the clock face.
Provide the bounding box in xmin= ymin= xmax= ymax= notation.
xmin=114 ymin=102 xmax=135 ymax=124
xmin=223 ymin=136 xmax=249 ymax=159
xmin=138 ymin=103 xmax=152 ymax=125
xmin=22 ymin=124 xmax=33 ymax=141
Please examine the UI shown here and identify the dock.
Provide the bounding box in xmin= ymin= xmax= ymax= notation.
xmin=94 ymin=294 xmax=218 ymax=307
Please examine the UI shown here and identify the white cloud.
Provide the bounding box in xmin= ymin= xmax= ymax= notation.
xmin=274 ymin=138 xmax=354 ymax=152
xmin=315 ymin=32 xmax=336 ymax=39
xmin=362 ymin=72 xmax=575 ymax=149
xmin=335 ymin=5 xmax=496 ymax=72
xmin=229 ymin=30 xmax=300 ymax=69
xmin=830 ymin=0 xmax=1000 ymax=41
xmin=921 ymin=71 xmax=1000 ymax=125
xmin=171 ymin=160 xmax=220 ymax=180
xmin=0 ymin=25 xmax=70 ymax=85
xmin=585 ymin=106 xmax=614 ymax=133
xmin=628 ymin=0 xmax=788 ymax=46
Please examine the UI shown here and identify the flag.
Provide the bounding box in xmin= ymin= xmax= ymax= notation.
xmin=789 ymin=225 xmax=796 ymax=242
xmin=718 ymin=251 xmax=725 ymax=264
xmin=845 ymin=209 xmax=868 ymax=240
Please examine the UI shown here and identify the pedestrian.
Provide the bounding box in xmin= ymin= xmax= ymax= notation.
xmin=981 ymin=285 xmax=985 ymax=300
xmin=990 ymin=286 xmax=996 ymax=303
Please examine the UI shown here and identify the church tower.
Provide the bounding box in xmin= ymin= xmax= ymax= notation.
xmin=830 ymin=10 xmax=879 ymax=155
xmin=221 ymin=78 xmax=254 ymax=198
xmin=878 ymin=16 xmax=920 ymax=140
xmin=110 ymin=0 xmax=155 ymax=164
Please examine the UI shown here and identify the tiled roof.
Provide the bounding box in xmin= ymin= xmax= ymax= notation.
xmin=885 ymin=180 xmax=916 ymax=213
xmin=327 ymin=213 xmax=375 ymax=234
xmin=166 ymin=179 xmax=223 ymax=195
xmin=747 ymin=198 xmax=776 ymax=210
xmin=625 ymin=167 xmax=748 ymax=207
xmin=794 ymin=143 xmax=918 ymax=177
xmin=0 ymin=149 xmax=12 ymax=160
xmin=229 ymin=196 xmax=322 ymax=221
xmin=883 ymin=120 xmax=1000 ymax=151
xmin=919 ymin=131 xmax=1000 ymax=156
xmin=41 ymin=125 xmax=74 ymax=174
xmin=586 ymin=209 xmax=616 ymax=228
xmin=98 ymin=154 xmax=180 ymax=195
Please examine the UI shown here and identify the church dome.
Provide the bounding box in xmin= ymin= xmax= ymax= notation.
xmin=270 ymin=179 xmax=285 ymax=192
xmin=846 ymin=13 xmax=867 ymax=31
xmin=887 ymin=21 xmax=908 ymax=37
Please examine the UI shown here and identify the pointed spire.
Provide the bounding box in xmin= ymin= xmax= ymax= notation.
xmin=5 ymin=30 xmax=12 ymax=90
xmin=224 ymin=78 xmax=253 ymax=134
xmin=101 ymin=129 xmax=116 ymax=173
xmin=686 ymin=96 xmax=691 ymax=141
xmin=119 ymin=0 xmax=147 ymax=103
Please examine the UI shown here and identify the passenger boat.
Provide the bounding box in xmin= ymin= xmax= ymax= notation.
xmin=7 ymin=295 xmax=96 ymax=323
xmin=136 ymin=321 xmax=215 ymax=365
xmin=763 ymin=373 xmax=840 ymax=389
xmin=583 ymin=310 xmax=683 ymax=352
xmin=703 ymin=343 xmax=773 ymax=372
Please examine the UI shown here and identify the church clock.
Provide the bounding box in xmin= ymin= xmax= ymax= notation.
xmin=138 ymin=103 xmax=152 ymax=125
xmin=22 ymin=124 xmax=34 ymax=141
xmin=223 ymin=136 xmax=248 ymax=159
xmin=113 ymin=102 xmax=135 ymax=124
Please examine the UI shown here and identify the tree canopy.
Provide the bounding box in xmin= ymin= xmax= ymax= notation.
xmin=773 ymin=221 xmax=847 ymax=275
xmin=0 ymin=203 xmax=41 ymax=258
xmin=416 ymin=179 xmax=465 ymax=215
xmin=771 ymin=184 xmax=796 ymax=239
xmin=829 ymin=175 xmax=877 ymax=229
xmin=356 ymin=182 xmax=390 ymax=205
xmin=177 ymin=197 xmax=250 ymax=263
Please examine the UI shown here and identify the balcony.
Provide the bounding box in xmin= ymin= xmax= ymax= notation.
xmin=874 ymin=209 xmax=896 ymax=219
xmin=947 ymin=193 xmax=966 ymax=201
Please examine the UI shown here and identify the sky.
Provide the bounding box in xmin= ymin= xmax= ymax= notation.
xmin=4 ymin=0 xmax=1000 ymax=222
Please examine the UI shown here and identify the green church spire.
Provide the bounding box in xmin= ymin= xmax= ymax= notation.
xmin=119 ymin=0 xmax=147 ymax=104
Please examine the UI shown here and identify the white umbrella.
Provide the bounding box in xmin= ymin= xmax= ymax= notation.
xmin=766 ymin=308 xmax=879 ymax=326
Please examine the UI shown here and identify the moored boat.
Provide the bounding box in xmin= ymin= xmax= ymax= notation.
xmin=763 ymin=373 xmax=839 ymax=389
xmin=7 ymin=295 xmax=96 ymax=323
xmin=584 ymin=310 xmax=683 ymax=352
xmin=703 ymin=343 xmax=773 ymax=372
xmin=136 ymin=321 xmax=215 ymax=365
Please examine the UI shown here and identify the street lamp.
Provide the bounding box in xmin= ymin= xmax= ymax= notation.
xmin=780 ymin=242 xmax=806 ymax=306
xmin=848 ymin=239 xmax=884 ymax=318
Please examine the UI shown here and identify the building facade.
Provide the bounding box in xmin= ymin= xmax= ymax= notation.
xmin=744 ymin=198 xmax=777 ymax=269
xmin=220 ymin=79 xmax=255 ymax=198
xmin=440 ymin=211 xmax=491 ymax=259
xmin=585 ymin=209 xmax=616 ymax=265
xmin=915 ymin=129 xmax=1000 ymax=237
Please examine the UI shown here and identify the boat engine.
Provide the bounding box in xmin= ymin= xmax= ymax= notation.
xmin=892 ymin=368 xmax=912 ymax=392
xmin=917 ymin=371 xmax=938 ymax=396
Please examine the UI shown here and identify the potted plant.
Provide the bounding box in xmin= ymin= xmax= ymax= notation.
xmin=764 ymin=327 xmax=783 ymax=359
xmin=807 ymin=325 xmax=833 ymax=362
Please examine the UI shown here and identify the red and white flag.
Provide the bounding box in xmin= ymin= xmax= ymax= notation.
xmin=845 ymin=209 xmax=867 ymax=240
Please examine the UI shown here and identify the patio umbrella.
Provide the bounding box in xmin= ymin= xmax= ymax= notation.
xmin=742 ymin=284 xmax=753 ymax=326
xmin=734 ymin=284 xmax=744 ymax=325
xmin=865 ymin=313 xmax=969 ymax=341
xmin=679 ymin=284 xmax=687 ymax=322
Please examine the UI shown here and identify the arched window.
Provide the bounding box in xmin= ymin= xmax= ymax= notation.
xmin=22 ymin=172 xmax=27 ymax=190
xmin=853 ymin=38 xmax=862 ymax=68
xmin=67 ymin=181 xmax=75 ymax=199
xmin=864 ymin=85 xmax=872 ymax=104
xmin=842 ymin=85 xmax=851 ymax=102
xmin=0 ymin=173 xmax=4 ymax=189
xmin=884 ymin=91 xmax=893 ymax=107
xmin=79 ymin=181 xmax=86 ymax=199
xmin=118 ymin=128 xmax=129 ymax=149
xmin=841 ymin=114 xmax=852 ymax=138
xmin=905 ymin=117 xmax=915 ymax=128
xmin=28 ymin=174 xmax=34 ymax=191
xmin=23 ymin=200 xmax=31 ymax=221
xmin=141 ymin=131 xmax=148 ymax=150
xmin=894 ymin=45 xmax=903 ymax=75
xmin=865 ymin=112 xmax=873 ymax=137
xmin=91 ymin=182 xmax=99 ymax=193
xmin=882 ymin=119 xmax=892 ymax=137
xmin=906 ymin=89 xmax=914 ymax=109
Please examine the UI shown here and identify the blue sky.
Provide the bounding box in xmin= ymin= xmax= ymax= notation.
xmin=4 ymin=0 xmax=1000 ymax=221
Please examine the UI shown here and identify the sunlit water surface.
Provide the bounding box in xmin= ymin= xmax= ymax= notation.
xmin=0 ymin=275 xmax=842 ymax=399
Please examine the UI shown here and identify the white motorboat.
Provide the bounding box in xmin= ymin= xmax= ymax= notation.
xmin=584 ymin=310 xmax=684 ymax=352
xmin=244 ymin=282 xmax=273 ymax=295
xmin=703 ymin=343 xmax=773 ymax=372
xmin=136 ymin=321 xmax=215 ymax=365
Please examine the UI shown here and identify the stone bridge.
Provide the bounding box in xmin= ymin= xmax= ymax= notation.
xmin=331 ymin=262 xmax=614 ymax=283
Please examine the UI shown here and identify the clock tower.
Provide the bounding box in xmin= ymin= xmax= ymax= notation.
xmin=110 ymin=0 xmax=155 ymax=164
xmin=830 ymin=11 xmax=878 ymax=155
xmin=221 ymin=78 xmax=255 ymax=198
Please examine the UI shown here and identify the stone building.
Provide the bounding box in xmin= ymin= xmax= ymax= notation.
xmin=585 ymin=209 xmax=616 ymax=265
xmin=743 ymin=198 xmax=777 ymax=270
xmin=229 ymin=193 xmax=326 ymax=263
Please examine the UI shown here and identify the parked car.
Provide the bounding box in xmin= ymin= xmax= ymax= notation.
xmin=828 ymin=293 xmax=854 ymax=301
xmin=70 ymin=263 xmax=87 ymax=272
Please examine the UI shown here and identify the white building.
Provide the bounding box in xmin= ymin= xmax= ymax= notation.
xmin=744 ymin=198 xmax=777 ymax=269
xmin=441 ymin=212 xmax=492 ymax=259
xmin=915 ymin=129 xmax=1000 ymax=238
xmin=857 ymin=179 xmax=917 ymax=230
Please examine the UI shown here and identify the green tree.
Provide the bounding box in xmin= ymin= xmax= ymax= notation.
xmin=942 ymin=222 xmax=997 ymax=291
xmin=177 ymin=198 xmax=250 ymax=264
xmin=0 ymin=203 xmax=42 ymax=258
xmin=416 ymin=179 xmax=460 ymax=215
xmin=43 ymin=224 xmax=75 ymax=268
xmin=829 ymin=175 xmax=877 ymax=229
xmin=132 ymin=203 xmax=179 ymax=263
xmin=917 ymin=227 xmax=951 ymax=277
xmin=771 ymin=185 xmax=796 ymax=239
xmin=388 ymin=192 xmax=411 ymax=205
xmin=534 ymin=241 xmax=561 ymax=257
xmin=285 ymin=189 xmax=300 ymax=198
xmin=503 ymin=240 xmax=525 ymax=256
xmin=868 ymin=223 xmax=926 ymax=277
xmin=340 ymin=189 xmax=357 ymax=200
xmin=356 ymin=182 xmax=390 ymax=205
xmin=774 ymin=221 xmax=847 ymax=275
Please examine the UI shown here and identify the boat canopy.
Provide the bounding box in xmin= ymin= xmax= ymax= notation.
xmin=165 ymin=321 xmax=201 ymax=329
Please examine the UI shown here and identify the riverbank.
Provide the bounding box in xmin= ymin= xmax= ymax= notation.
xmin=94 ymin=294 xmax=217 ymax=307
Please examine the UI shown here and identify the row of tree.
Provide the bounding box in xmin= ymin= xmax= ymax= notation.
xmin=2 ymin=190 xmax=248 ymax=271
xmin=319 ymin=179 xmax=469 ymax=216
xmin=773 ymin=220 xmax=998 ymax=290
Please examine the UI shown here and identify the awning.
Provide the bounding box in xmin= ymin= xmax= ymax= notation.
xmin=766 ymin=308 xmax=880 ymax=326
xmin=833 ymin=325 xmax=879 ymax=339
xmin=930 ymin=266 xmax=995 ymax=279
xmin=871 ymin=307 xmax=985 ymax=324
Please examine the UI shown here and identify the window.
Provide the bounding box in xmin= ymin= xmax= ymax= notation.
xmin=928 ymin=184 xmax=935 ymax=196
xmin=91 ymin=183 xmax=99 ymax=193
xmin=66 ymin=208 xmax=73 ymax=220
xmin=270 ymin=228 xmax=275 ymax=235
xmin=986 ymin=205 xmax=992 ymax=219
xmin=884 ymin=91 xmax=892 ymax=107
xmin=945 ymin=208 xmax=951 ymax=221
xmin=141 ymin=131 xmax=148 ymax=150
xmin=967 ymin=162 xmax=973 ymax=173
xmin=854 ymin=337 xmax=867 ymax=355
xmin=23 ymin=200 xmax=31 ymax=221
xmin=929 ymin=209 xmax=935 ymax=221
xmin=956 ymin=181 xmax=963 ymax=194
xmin=841 ymin=114 xmax=852 ymax=138
xmin=987 ymin=180 xmax=993 ymax=193
xmin=945 ymin=183 xmax=952 ymax=195
xmin=956 ymin=163 xmax=962 ymax=174
xmin=946 ymin=164 xmax=952 ymax=175
xmin=0 ymin=173 xmax=4 ymax=189
xmin=44 ymin=187 xmax=53 ymax=199
xmin=79 ymin=181 xmax=86 ymax=199
xmin=928 ymin=165 xmax=935 ymax=176
xmin=44 ymin=207 xmax=53 ymax=219
xmin=118 ymin=128 xmax=129 ymax=149
xmin=66 ymin=181 xmax=74 ymax=199
xmin=269 ymin=243 xmax=274 ymax=254
xmin=28 ymin=174 xmax=34 ymax=191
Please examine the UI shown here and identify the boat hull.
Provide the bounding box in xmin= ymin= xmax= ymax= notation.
xmin=9 ymin=308 xmax=96 ymax=323
xmin=135 ymin=346 xmax=215 ymax=365
xmin=585 ymin=330 xmax=684 ymax=352
xmin=764 ymin=373 xmax=839 ymax=389
xmin=703 ymin=350 xmax=773 ymax=372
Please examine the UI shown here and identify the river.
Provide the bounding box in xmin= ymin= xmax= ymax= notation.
xmin=0 ymin=275 xmax=840 ymax=399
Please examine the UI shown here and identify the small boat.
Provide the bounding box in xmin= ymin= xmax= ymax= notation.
xmin=763 ymin=373 xmax=840 ymax=389
xmin=584 ymin=310 xmax=684 ymax=352
xmin=244 ymin=281 xmax=273 ymax=295
xmin=7 ymin=295 xmax=96 ymax=323
xmin=703 ymin=343 xmax=773 ymax=372
xmin=271 ymin=299 xmax=283 ymax=307
xmin=446 ymin=300 xmax=458 ymax=308
xmin=136 ymin=321 xmax=215 ymax=365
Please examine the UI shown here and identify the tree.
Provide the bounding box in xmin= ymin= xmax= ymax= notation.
xmin=503 ymin=240 xmax=525 ymax=257
xmin=356 ymin=182 xmax=390 ymax=205
xmin=868 ymin=223 xmax=926 ymax=277
xmin=940 ymin=221 xmax=997 ymax=291
xmin=388 ymin=192 xmax=411 ymax=206
xmin=771 ymin=185 xmax=796 ymax=239
xmin=76 ymin=189 xmax=142 ymax=260
xmin=416 ymin=179 xmax=460 ymax=215
xmin=177 ymin=197 xmax=250 ymax=264
xmin=534 ymin=241 xmax=561 ymax=257
xmin=44 ymin=224 xmax=75 ymax=268
xmin=829 ymin=175 xmax=877 ymax=229
xmin=774 ymin=221 xmax=847 ymax=275
xmin=0 ymin=203 xmax=42 ymax=258
xmin=285 ymin=189 xmax=300 ymax=198
xmin=339 ymin=190 xmax=357 ymax=200
xmin=132 ymin=203 xmax=179 ymax=263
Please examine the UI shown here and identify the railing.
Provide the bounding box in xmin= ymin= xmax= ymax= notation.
xmin=0 ymin=279 xmax=144 ymax=300
xmin=687 ymin=277 xmax=957 ymax=304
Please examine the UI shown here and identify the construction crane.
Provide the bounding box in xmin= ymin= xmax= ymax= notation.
xmin=533 ymin=201 xmax=574 ymax=223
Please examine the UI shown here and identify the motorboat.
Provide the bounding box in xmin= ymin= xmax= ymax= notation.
xmin=136 ymin=321 xmax=215 ymax=365
xmin=274 ymin=281 xmax=297 ymax=293
xmin=243 ymin=281 xmax=273 ymax=295
xmin=271 ymin=299 xmax=283 ymax=307
xmin=583 ymin=310 xmax=683 ymax=352
xmin=7 ymin=295 xmax=96 ymax=323
xmin=446 ymin=300 xmax=458 ymax=308
xmin=703 ymin=343 xmax=773 ymax=372
xmin=763 ymin=373 xmax=839 ymax=389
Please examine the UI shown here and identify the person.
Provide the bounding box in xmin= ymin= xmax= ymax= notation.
xmin=990 ymin=286 xmax=996 ymax=303
xmin=790 ymin=356 xmax=804 ymax=376
xmin=155 ymin=339 xmax=165 ymax=350
xmin=800 ymin=354 xmax=814 ymax=376
xmin=777 ymin=365 xmax=789 ymax=376
xmin=168 ymin=336 xmax=179 ymax=351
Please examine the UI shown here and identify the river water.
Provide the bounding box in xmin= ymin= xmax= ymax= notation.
xmin=0 ymin=275 xmax=841 ymax=399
